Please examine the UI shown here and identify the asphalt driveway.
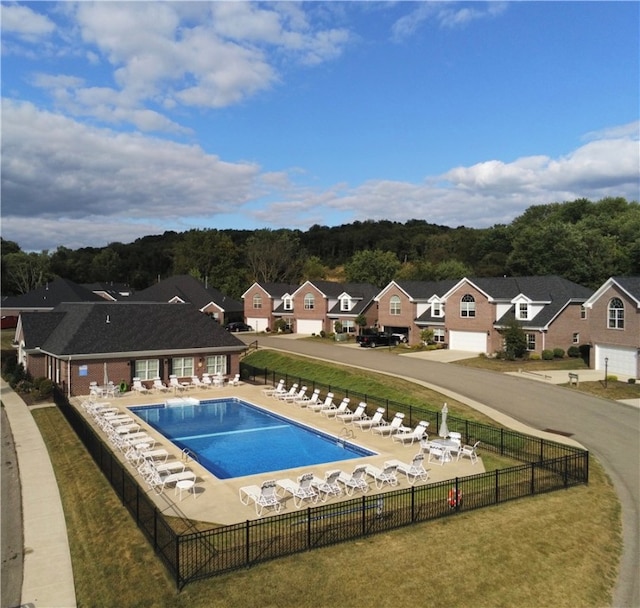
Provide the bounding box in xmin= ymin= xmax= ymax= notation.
xmin=246 ymin=335 xmax=640 ymax=608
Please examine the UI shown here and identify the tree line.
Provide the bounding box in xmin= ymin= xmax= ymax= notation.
xmin=2 ymin=197 xmax=638 ymax=299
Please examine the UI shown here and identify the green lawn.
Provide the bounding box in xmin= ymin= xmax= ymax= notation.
xmin=30 ymin=350 xmax=621 ymax=608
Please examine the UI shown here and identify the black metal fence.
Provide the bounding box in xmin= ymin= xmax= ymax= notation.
xmin=53 ymin=365 xmax=589 ymax=590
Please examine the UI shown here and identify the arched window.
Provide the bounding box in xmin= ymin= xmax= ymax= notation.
xmin=460 ymin=294 xmax=476 ymax=317
xmin=304 ymin=293 xmax=315 ymax=310
xmin=252 ymin=294 xmax=262 ymax=309
xmin=390 ymin=295 xmax=401 ymax=315
xmin=608 ymin=298 xmax=624 ymax=329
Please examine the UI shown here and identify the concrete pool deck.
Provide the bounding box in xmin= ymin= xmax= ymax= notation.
xmin=73 ymin=382 xmax=485 ymax=525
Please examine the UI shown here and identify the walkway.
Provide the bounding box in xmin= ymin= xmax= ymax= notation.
xmin=1 ymin=379 xmax=77 ymax=608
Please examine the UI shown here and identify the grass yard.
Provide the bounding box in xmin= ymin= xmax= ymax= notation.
xmin=30 ymin=350 xmax=621 ymax=608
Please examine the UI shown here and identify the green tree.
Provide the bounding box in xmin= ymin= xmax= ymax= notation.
xmin=501 ymin=319 xmax=528 ymax=360
xmin=245 ymin=229 xmax=305 ymax=283
xmin=2 ymin=250 xmax=52 ymax=294
xmin=344 ymin=249 xmax=401 ymax=288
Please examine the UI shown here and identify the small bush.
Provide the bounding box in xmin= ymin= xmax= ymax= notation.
xmin=319 ymin=330 xmax=326 ymax=338
xmin=542 ymin=349 xmax=554 ymax=361
xmin=567 ymin=346 xmax=580 ymax=358
xmin=553 ymin=348 xmax=565 ymax=359
xmin=628 ymin=378 xmax=636 ymax=384
xmin=606 ymin=375 xmax=618 ymax=383
xmin=36 ymin=378 xmax=54 ymax=399
xmin=529 ymin=352 xmax=541 ymax=360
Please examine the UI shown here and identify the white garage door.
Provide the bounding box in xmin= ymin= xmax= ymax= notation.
xmin=247 ymin=317 xmax=269 ymax=332
xmin=296 ymin=319 xmax=324 ymax=335
xmin=595 ymin=345 xmax=637 ymax=377
xmin=449 ymin=330 xmax=487 ymax=353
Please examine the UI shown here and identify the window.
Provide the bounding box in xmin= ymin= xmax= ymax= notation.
xmin=342 ymin=320 xmax=355 ymax=333
xmin=172 ymin=357 xmax=194 ymax=377
xmin=390 ymin=295 xmax=401 ymax=315
xmin=205 ymin=355 xmax=227 ymax=376
xmin=283 ymin=296 xmax=293 ymax=311
xmin=460 ymin=294 xmax=476 ymax=317
xmin=526 ymin=333 xmax=536 ymax=351
xmin=433 ymin=328 xmax=445 ymax=343
xmin=608 ymin=298 xmax=624 ymax=329
xmin=572 ymin=332 xmax=580 ymax=344
xmin=304 ymin=293 xmax=315 ymax=310
xmin=252 ymin=294 xmax=262 ymax=309
xmin=580 ymin=306 xmax=587 ymax=320
xmin=518 ymin=303 xmax=528 ymax=320
xmin=135 ymin=359 xmax=159 ymax=381
xmin=432 ymin=302 xmax=442 ymax=317
xmin=340 ymin=297 xmax=350 ymax=311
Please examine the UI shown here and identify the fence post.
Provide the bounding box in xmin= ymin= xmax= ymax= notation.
xmin=530 ymin=462 xmax=536 ymax=495
xmin=411 ymin=485 xmax=415 ymax=522
xmin=362 ymin=496 xmax=366 ymax=536
xmin=245 ymin=520 xmax=250 ymax=567
xmin=307 ymin=507 xmax=312 ymax=549
xmin=495 ymin=469 xmax=499 ymax=504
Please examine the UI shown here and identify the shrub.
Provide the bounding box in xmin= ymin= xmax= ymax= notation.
xmin=606 ymin=375 xmax=618 ymax=383
xmin=567 ymin=346 xmax=580 ymax=358
xmin=553 ymin=348 xmax=565 ymax=358
xmin=628 ymin=378 xmax=636 ymax=384
xmin=542 ymin=349 xmax=554 ymax=361
xmin=2 ymin=354 xmax=17 ymax=379
xmin=36 ymin=378 xmax=54 ymax=399
xmin=529 ymin=352 xmax=541 ymax=360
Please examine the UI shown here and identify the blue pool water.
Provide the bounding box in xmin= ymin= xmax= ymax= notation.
xmin=129 ymin=398 xmax=375 ymax=479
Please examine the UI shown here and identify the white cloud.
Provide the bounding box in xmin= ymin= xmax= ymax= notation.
xmin=1 ymin=3 xmax=55 ymax=40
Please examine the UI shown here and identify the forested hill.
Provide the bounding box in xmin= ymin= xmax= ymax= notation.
xmin=2 ymin=197 xmax=638 ymax=298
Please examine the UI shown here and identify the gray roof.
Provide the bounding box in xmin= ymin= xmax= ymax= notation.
xmin=252 ymin=282 xmax=300 ymax=298
xmin=21 ymin=302 xmax=245 ymax=357
xmin=394 ymin=280 xmax=459 ymax=299
xmin=2 ymin=278 xmax=104 ymax=309
xmin=466 ymin=275 xmax=593 ymax=302
xmin=613 ymin=276 xmax=640 ymax=302
xmin=131 ymin=275 xmax=242 ymax=313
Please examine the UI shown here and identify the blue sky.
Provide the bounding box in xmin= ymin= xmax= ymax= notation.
xmin=2 ymin=1 xmax=638 ymax=252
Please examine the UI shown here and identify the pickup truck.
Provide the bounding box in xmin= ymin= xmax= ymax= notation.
xmin=357 ymin=331 xmax=402 ymax=348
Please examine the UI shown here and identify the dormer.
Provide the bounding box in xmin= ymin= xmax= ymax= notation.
xmin=428 ymin=295 xmax=445 ymax=318
xmin=512 ymin=294 xmax=533 ymax=321
xmin=282 ymin=294 xmax=294 ymax=311
xmin=338 ymin=292 xmax=354 ymax=312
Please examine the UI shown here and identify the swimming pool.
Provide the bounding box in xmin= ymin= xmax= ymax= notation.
xmin=129 ymin=398 xmax=376 ymax=479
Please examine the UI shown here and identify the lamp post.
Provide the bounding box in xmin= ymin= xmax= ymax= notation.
xmin=604 ymin=357 xmax=608 ymax=388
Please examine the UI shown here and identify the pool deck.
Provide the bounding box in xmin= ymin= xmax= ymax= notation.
xmin=72 ymin=382 xmax=485 ymax=525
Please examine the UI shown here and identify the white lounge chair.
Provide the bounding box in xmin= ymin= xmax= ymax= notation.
xmin=262 ymin=379 xmax=285 ymax=397
xmin=282 ymin=385 xmax=307 ymax=403
xmin=353 ymin=407 xmax=386 ymax=432
xmin=337 ymin=401 xmax=368 ymax=425
xmin=294 ymin=388 xmax=321 ymax=408
xmin=131 ymin=378 xmax=150 ymax=394
xmin=427 ymin=444 xmax=447 ymax=466
xmin=372 ymin=412 xmax=409 ymax=437
xmin=321 ymin=397 xmax=351 ymax=418
xmin=239 ymin=480 xmax=282 ymax=516
xmin=146 ymin=469 xmax=196 ymax=495
xmin=384 ymin=453 xmax=430 ymax=485
xmin=275 ymin=383 xmax=299 ymax=401
xmin=228 ymin=373 xmax=240 ymax=386
xmin=276 ymin=473 xmax=318 ymax=508
xmin=190 ymin=375 xmax=207 ymax=389
xmin=457 ymin=441 xmax=480 ymax=464
xmin=308 ymin=392 xmax=334 ymax=413
xmin=201 ymin=374 xmax=213 ymax=388
xmin=365 ymin=463 xmax=399 ymax=489
xmin=152 ymin=378 xmax=170 ymax=393
xmin=392 ymin=421 xmax=429 ymax=445
xmin=336 ymin=465 xmax=370 ymax=495
xmin=169 ymin=375 xmax=187 ymax=392
xmin=311 ymin=470 xmax=342 ymax=501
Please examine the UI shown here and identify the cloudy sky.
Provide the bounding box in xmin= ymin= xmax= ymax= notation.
xmin=2 ymin=1 xmax=638 ymax=252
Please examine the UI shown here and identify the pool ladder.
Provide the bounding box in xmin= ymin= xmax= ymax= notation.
xmin=181 ymin=447 xmax=200 ymax=463
xmin=337 ymin=428 xmax=355 ymax=447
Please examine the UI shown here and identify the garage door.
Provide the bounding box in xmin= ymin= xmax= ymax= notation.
xmin=449 ymin=330 xmax=487 ymax=353
xmin=595 ymin=345 xmax=637 ymax=378
xmin=247 ymin=317 xmax=269 ymax=332
xmin=296 ymin=319 xmax=324 ymax=335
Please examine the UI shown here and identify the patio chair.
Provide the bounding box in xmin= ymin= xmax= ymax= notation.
xmin=321 ymin=397 xmax=351 ymax=418
xmin=262 ymin=379 xmax=285 ymax=397
xmin=294 ymin=388 xmax=321 ymax=408
xmin=276 ymin=473 xmax=319 ymax=508
xmin=392 ymin=421 xmax=429 ymax=445
xmin=229 ymin=373 xmax=240 ymax=386
xmin=275 ymin=383 xmax=299 ymax=401
xmin=353 ymin=407 xmax=386 ymax=432
xmin=152 ymin=377 xmax=170 ymax=393
xmin=239 ymin=480 xmax=282 ymax=517
xmin=311 ymin=470 xmax=342 ymax=501
xmin=308 ymin=392 xmax=334 ymax=413
xmin=427 ymin=444 xmax=447 ymax=466
xmin=146 ymin=468 xmax=196 ymax=495
xmin=337 ymin=401 xmax=368 ymax=425
xmin=131 ymin=378 xmax=150 ymax=394
xmin=457 ymin=441 xmax=480 ymax=465
xmin=282 ymin=385 xmax=307 ymax=403
xmin=336 ymin=465 xmax=370 ymax=495
xmin=372 ymin=412 xmax=409 ymax=437
xmin=201 ymin=374 xmax=214 ymax=388
xmin=190 ymin=375 xmax=207 ymax=389
xmin=365 ymin=463 xmax=399 ymax=489
xmin=169 ymin=375 xmax=187 ymax=392
xmin=384 ymin=453 xmax=430 ymax=485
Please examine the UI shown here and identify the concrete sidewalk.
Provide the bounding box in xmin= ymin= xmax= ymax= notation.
xmin=1 ymin=379 xmax=76 ymax=608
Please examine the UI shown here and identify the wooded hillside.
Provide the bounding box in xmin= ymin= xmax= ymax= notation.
xmin=2 ymin=197 xmax=638 ymax=298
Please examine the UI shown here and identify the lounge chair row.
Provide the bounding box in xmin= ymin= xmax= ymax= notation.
xmin=131 ymin=373 xmax=241 ymax=394
xmin=81 ymin=399 xmax=198 ymax=498
xmin=239 ymin=454 xmax=430 ymax=517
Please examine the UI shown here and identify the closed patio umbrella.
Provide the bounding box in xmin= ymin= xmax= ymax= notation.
xmin=103 ymin=362 xmax=109 ymax=386
xmin=438 ymin=402 xmax=449 ymax=438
